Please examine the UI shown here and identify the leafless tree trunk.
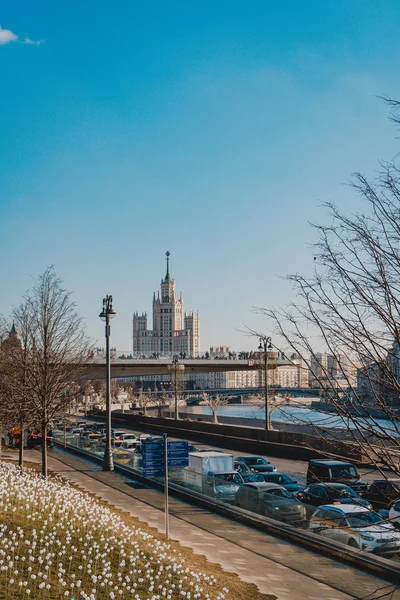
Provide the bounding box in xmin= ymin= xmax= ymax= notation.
xmin=155 ymin=393 xmax=170 ymax=417
xmin=111 ymin=379 xmax=123 ymax=408
xmin=201 ymin=393 xmax=228 ymax=424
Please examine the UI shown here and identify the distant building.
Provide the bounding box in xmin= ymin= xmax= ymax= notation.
xmin=310 ymin=352 xmax=358 ymax=388
xmin=357 ymin=338 xmax=400 ymax=406
xmin=209 ymin=346 xmax=233 ymax=358
xmin=132 ymin=252 xmax=200 ymax=357
xmin=259 ymin=352 xmax=310 ymax=389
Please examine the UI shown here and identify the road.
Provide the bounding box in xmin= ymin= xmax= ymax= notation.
xmin=76 ymin=414 xmax=386 ymax=484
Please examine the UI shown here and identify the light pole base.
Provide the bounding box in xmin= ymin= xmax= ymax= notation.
xmin=103 ymin=451 xmax=114 ymax=472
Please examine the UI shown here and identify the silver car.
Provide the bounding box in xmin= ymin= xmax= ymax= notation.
xmin=309 ymin=504 xmax=400 ymax=554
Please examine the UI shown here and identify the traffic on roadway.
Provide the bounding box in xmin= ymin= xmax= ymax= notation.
xmin=53 ymin=416 xmax=400 ymax=561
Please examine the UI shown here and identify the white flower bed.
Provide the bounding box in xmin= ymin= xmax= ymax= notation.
xmin=0 ymin=462 xmax=229 ymax=600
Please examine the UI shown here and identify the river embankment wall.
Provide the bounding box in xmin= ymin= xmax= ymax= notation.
xmin=107 ymin=411 xmax=365 ymax=463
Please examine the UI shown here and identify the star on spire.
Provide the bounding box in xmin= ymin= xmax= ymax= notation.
xmin=165 ymin=251 xmax=171 ymax=280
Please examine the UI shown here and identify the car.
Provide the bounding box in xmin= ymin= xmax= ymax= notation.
xmin=119 ymin=441 xmax=140 ymax=452
xmin=306 ymin=459 xmax=367 ymax=493
xmin=259 ymin=472 xmax=304 ymax=494
xmin=188 ymin=444 xmax=199 ymax=453
xmin=363 ymin=479 xmax=400 ymax=510
xmin=85 ymin=431 xmax=102 ymax=439
xmin=234 ymin=460 xmax=251 ymax=474
xmin=97 ymin=428 xmax=116 ymax=437
xmin=308 ymin=504 xmax=400 ymax=554
xmin=86 ymin=422 xmax=104 ymax=431
xmin=80 ymin=430 xmax=92 ymax=438
xmin=27 ymin=432 xmax=53 ymax=449
xmin=235 ymin=456 xmax=277 ymax=473
xmin=114 ymin=433 xmax=138 ymax=447
xmin=204 ymin=472 xmax=242 ymax=503
xmin=389 ymin=499 xmax=400 ymax=526
xmin=98 ymin=429 xmax=117 ymax=442
xmin=234 ymin=460 xmax=264 ymax=481
xmin=235 ymin=482 xmax=306 ymax=525
xmin=71 ymin=427 xmax=84 ymax=435
xmin=241 ymin=472 xmax=265 ymax=483
xmin=296 ymin=483 xmax=372 ymax=509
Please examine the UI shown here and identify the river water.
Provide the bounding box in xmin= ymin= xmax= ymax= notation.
xmin=183 ymin=404 xmax=400 ymax=436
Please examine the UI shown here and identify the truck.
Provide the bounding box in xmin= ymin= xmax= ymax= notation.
xmin=183 ymin=451 xmax=242 ymax=503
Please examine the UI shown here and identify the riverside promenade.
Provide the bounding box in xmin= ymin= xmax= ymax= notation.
xmin=2 ymin=448 xmax=400 ymax=600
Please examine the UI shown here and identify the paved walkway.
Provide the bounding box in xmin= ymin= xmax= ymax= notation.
xmin=2 ymin=449 xmax=400 ymax=600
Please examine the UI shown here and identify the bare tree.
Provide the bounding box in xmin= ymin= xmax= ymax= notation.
xmin=200 ymin=393 xmax=228 ymax=424
xmin=2 ymin=306 xmax=36 ymax=469
xmin=92 ymin=379 xmax=106 ymax=408
xmin=0 ymin=317 xmax=12 ymax=458
xmin=251 ymin=392 xmax=292 ymax=429
xmin=259 ymin=105 xmax=400 ymax=476
xmin=123 ymin=382 xmax=136 ymax=411
xmin=13 ymin=267 xmax=90 ymax=477
xmin=154 ymin=393 xmax=170 ymax=418
xmin=136 ymin=392 xmax=153 ymax=416
xmin=111 ymin=380 xmax=123 ymax=404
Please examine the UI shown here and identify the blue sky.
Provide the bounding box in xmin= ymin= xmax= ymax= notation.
xmin=1 ymin=1 xmax=400 ymax=351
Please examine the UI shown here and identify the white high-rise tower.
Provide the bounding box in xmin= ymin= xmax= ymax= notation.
xmin=133 ymin=252 xmax=200 ymax=357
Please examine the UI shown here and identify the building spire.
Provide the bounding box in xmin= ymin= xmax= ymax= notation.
xmin=165 ymin=251 xmax=171 ymax=280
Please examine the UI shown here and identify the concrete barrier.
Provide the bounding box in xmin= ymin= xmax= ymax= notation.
xmin=105 ymin=413 xmax=364 ymax=462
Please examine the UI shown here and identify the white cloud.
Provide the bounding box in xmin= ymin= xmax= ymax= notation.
xmin=0 ymin=25 xmax=18 ymax=45
xmin=23 ymin=37 xmax=43 ymax=46
xmin=0 ymin=25 xmax=42 ymax=46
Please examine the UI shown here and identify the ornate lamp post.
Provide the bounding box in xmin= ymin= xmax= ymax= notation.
xmin=258 ymin=336 xmax=272 ymax=432
xmin=99 ymin=295 xmax=116 ymax=471
xmin=168 ymin=356 xmax=185 ymax=420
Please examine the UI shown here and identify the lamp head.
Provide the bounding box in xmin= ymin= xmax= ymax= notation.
xmin=99 ymin=295 xmax=116 ymax=320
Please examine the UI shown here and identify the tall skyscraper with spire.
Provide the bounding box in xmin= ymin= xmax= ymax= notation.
xmin=132 ymin=252 xmax=200 ymax=357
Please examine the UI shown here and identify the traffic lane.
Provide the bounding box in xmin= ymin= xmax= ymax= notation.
xmin=80 ymin=417 xmax=385 ymax=484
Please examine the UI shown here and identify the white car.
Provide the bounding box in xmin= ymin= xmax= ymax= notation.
xmin=389 ymin=500 xmax=400 ymax=524
xmin=119 ymin=441 xmax=139 ymax=452
xmin=118 ymin=433 xmax=138 ymax=441
xmin=309 ymin=504 xmax=400 ymax=554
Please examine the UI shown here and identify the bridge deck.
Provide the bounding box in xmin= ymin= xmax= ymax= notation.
xmin=81 ymin=358 xmax=292 ymax=379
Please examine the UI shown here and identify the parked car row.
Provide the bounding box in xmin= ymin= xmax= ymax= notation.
xmin=57 ymin=422 xmax=400 ymax=555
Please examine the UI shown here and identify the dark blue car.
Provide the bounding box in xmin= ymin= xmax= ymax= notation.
xmin=259 ymin=472 xmax=304 ymax=494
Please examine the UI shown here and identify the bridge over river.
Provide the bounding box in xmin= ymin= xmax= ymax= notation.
xmin=80 ymin=357 xmax=292 ymax=379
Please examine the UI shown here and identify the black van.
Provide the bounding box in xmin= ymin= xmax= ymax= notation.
xmin=306 ymin=459 xmax=367 ymax=492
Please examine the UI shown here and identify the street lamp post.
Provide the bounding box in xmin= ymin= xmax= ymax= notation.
xmin=168 ymin=356 xmax=185 ymax=420
xmin=99 ymin=295 xmax=116 ymax=472
xmin=258 ymin=336 xmax=272 ymax=432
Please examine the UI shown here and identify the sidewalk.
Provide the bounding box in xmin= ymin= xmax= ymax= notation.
xmin=3 ymin=449 xmax=399 ymax=600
